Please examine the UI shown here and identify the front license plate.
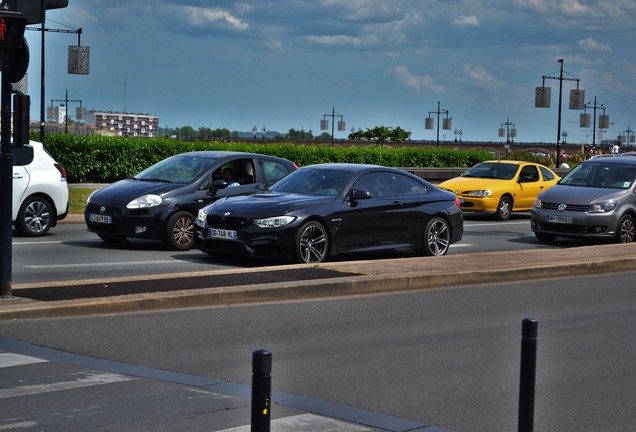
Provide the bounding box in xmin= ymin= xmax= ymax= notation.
xmin=208 ymin=228 xmax=237 ymax=240
xmin=89 ymin=213 xmax=112 ymax=224
xmin=547 ymin=215 xmax=573 ymax=224
xmin=459 ymin=198 xmax=466 ymax=204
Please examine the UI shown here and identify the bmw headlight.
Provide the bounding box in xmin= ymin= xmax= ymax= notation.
xmin=196 ymin=209 xmax=206 ymax=223
xmin=467 ymin=190 xmax=492 ymax=197
xmin=588 ymin=200 xmax=616 ymax=213
xmin=126 ymin=194 xmax=162 ymax=209
xmin=254 ymin=216 xmax=296 ymax=228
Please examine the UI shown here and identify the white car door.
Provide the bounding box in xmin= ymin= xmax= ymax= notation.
xmin=12 ymin=165 xmax=30 ymax=220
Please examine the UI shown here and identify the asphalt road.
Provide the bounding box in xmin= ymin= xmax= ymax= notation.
xmin=1 ymin=270 xmax=634 ymax=432
xmin=11 ymin=214 xmax=581 ymax=285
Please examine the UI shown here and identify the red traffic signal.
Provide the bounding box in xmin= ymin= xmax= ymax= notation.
xmin=0 ymin=10 xmax=26 ymax=50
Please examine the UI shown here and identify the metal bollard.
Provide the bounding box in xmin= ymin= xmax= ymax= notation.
xmin=518 ymin=318 xmax=538 ymax=432
xmin=251 ymin=349 xmax=272 ymax=432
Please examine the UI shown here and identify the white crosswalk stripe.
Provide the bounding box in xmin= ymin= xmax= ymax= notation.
xmin=0 ymin=353 xmax=48 ymax=368
xmin=219 ymin=413 xmax=372 ymax=432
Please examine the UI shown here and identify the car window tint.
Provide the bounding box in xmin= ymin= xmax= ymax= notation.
xmin=261 ymin=160 xmax=291 ymax=183
xmin=396 ymin=173 xmax=429 ymax=195
xmin=519 ymin=166 xmax=539 ymax=182
xmin=540 ymin=166 xmax=556 ymax=181
xmin=354 ymin=172 xmax=395 ymax=198
xmin=11 ymin=145 xmax=34 ymax=166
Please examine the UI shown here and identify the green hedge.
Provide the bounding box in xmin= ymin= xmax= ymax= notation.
xmin=42 ymin=135 xmax=495 ymax=183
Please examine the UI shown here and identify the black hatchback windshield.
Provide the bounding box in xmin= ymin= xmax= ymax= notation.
xmin=134 ymin=155 xmax=217 ymax=184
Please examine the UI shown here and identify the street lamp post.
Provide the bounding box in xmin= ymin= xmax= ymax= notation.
xmin=623 ymin=127 xmax=633 ymax=148
xmin=320 ymin=107 xmax=345 ymax=146
xmin=425 ymin=101 xmax=451 ymax=147
xmin=454 ymin=128 xmax=463 ymax=142
xmin=535 ymin=59 xmax=584 ymax=167
xmin=581 ymin=97 xmax=608 ymax=156
xmin=499 ymin=117 xmax=517 ymax=152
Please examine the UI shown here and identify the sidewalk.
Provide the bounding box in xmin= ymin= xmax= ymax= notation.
xmin=3 ymin=242 xmax=636 ymax=320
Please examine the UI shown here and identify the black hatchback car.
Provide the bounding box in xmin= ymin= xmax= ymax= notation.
xmin=85 ymin=151 xmax=297 ymax=250
xmin=194 ymin=163 xmax=463 ymax=263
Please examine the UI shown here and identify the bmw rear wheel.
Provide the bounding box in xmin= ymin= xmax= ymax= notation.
xmin=295 ymin=221 xmax=329 ymax=263
xmin=165 ymin=211 xmax=195 ymax=251
xmin=14 ymin=196 xmax=53 ymax=237
xmin=615 ymin=214 xmax=635 ymax=244
xmin=418 ymin=216 xmax=451 ymax=256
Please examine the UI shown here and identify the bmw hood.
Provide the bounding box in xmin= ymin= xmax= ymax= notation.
xmin=92 ymin=179 xmax=182 ymax=202
xmin=539 ymin=185 xmax=627 ymax=205
xmin=207 ymin=192 xmax=336 ymax=215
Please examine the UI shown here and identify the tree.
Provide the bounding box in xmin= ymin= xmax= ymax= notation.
xmin=179 ymin=126 xmax=196 ymax=140
xmin=348 ymin=126 xmax=411 ymax=145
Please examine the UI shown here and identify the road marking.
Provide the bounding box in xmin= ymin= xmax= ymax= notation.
xmin=0 ymin=371 xmax=133 ymax=399
xmin=450 ymin=243 xmax=473 ymax=248
xmin=24 ymin=260 xmax=179 ymax=269
xmin=0 ymin=422 xmax=39 ymax=430
xmin=464 ymin=220 xmax=529 ymax=227
xmin=219 ymin=413 xmax=371 ymax=431
xmin=0 ymin=353 xmax=48 ymax=368
xmin=12 ymin=240 xmax=64 ymax=245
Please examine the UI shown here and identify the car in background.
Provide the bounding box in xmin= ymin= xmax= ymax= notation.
xmin=85 ymin=151 xmax=298 ymax=250
xmin=438 ymin=160 xmax=560 ymax=220
xmin=194 ymin=163 xmax=463 ymax=263
xmin=531 ymin=156 xmax=636 ymax=243
xmin=12 ymin=140 xmax=69 ymax=236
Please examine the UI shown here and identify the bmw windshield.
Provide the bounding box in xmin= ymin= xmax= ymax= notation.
xmin=268 ymin=168 xmax=354 ymax=196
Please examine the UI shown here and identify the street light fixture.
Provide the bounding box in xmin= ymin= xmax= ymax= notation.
xmin=454 ymin=128 xmax=463 ymax=142
xmin=535 ymin=59 xmax=584 ymax=167
xmin=498 ymin=117 xmax=517 ymax=152
xmin=622 ymin=127 xmax=634 ymax=148
xmin=320 ymin=107 xmax=345 ymax=146
xmin=580 ymin=96 xmax=608 ymax=155
xmin=425 ymin=101 xmax=451 ymax=147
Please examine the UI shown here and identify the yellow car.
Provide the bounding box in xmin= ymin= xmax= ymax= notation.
xmin=438 ymin=160 xmax=560 ymax=220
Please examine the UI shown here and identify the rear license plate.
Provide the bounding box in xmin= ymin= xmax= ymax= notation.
xmin=208 ymin=228 xmax=237 ymax=240
xmin=89 ymin=213 xmax=112 ymax=224
xmin=547 ymin=215 xmax=573 ymax=224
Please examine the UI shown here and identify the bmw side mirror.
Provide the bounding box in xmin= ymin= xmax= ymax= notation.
xmin=350 ymin=188 xmax=373 ymax=201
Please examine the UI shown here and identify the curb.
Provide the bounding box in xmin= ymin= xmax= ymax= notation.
xmin=3 ymin=245 xmax=636 ymax=320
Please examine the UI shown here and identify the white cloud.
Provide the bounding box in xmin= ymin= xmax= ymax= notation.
xmin=463 ymin=65 xmax=505 ymax=90
xmin=305 ymin=34 xmax=378 ymax=47
xmin=452 ymin=15 xmax=480 ymax=27
xmin=181 ymin=7 xmax=249 ymax=30
xmin=389 ymin=67 xmax=445 ymax=93
xmin=578 ymin=37 xmax=612 ymax=52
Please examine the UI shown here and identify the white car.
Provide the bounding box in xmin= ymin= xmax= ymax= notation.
xmin=12 ymin=140 xmax=69 ymax=236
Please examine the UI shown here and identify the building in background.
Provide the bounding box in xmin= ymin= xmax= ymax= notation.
xmin=84 ymin=110 xmax=159 ymax=137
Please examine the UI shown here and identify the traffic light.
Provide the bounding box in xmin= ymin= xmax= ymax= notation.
xmin=12 ymin=93 xmax=30 ymax=147
xmin=0 ymin=9 xmax=26 ymax=50
xmin=6 ymin=0 xmax=68 ymax=25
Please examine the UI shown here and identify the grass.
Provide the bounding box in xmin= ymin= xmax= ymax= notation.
xmin=68 ymin=188 xmax=96 ymax=214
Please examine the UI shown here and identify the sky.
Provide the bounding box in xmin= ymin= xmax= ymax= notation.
xmin=21 ymin=0 xmax=636 ymax=144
